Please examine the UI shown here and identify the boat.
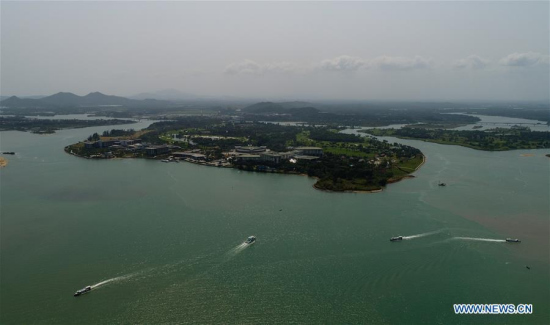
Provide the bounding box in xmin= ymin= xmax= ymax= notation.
xmin=244 ymin=236 xmax=256 ymax=245
xmin=2 ymin=152 xmax=15 ymax=155
xmin=438 ymin=182 xmax=446 ymax=186
xmin=505 ymin=238 xmax=521 ymax=243
xmin=74 ymin=286 xmax=92 ymax=297
xmin=161 ymin=159 xmax=170 ymax=163
xmin=390 ymin=236 xmax=403 ymax=242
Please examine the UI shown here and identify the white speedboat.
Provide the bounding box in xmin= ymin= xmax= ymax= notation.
xmin=506 ymin=238 xmax=521 ymax=243
xmin=390 ymin=236 xmax=403 ymax=242
xmin=244 ymin=236 xmax=256 ymax=245
xmin=74 ymin=286 xmax=92 ymax=297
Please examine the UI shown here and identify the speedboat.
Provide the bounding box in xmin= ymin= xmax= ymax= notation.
xmin=506 ymin=238 xmax=521 ymax=243
xmin=244 ymin=236 xmax=256 ymax=245
xmin=438 ymin=182 xmax=446 ymax=186
xmin=390 ymin=236 xmax=403 ymax=242
xmin=74 ymin=286 xmax=92 ymax=297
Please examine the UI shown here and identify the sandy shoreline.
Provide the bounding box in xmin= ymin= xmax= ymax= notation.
xmin=415 ymin=154 xmax=426 ymax=171
xmin=0 ymin=157 xmax=8 ymax=168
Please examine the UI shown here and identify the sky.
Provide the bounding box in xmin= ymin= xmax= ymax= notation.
xmin=1 ymin=1 xmax=549 ymax=101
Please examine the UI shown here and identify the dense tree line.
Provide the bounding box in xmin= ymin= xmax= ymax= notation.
xmin=308 ymin=128 xmax=363 ymax=143
xmin=0 ymin=116 xmax=135 ymax=133
xmin=102 ymin=129 xmax=136 ymax=137
xmin=365 ymin=127 xmax=550 ymax=150
xmin=244 ymin=108 xmax=480 ymax=127
xmin=235 ymin=152 xmax=407 ymax=191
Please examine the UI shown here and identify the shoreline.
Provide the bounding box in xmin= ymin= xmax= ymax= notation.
xmin=64 ymin=148 xmax=426 ymax=194
xmin=0 ymin=157 xmax=8 ymax=168
xmin=312 ymin=182 xmax=383 ymax=194
xmin=415 ymin=154 xmax=426 ymax=171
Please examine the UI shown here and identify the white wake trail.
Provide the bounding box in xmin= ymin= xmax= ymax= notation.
xmin=226 ymin=243 xmax=249 ymax=258
xmin=402 ymin=229 xmax=445 ymax=240
xmin=452 ymin=237 xmax=506 ymax=243
xmin=90 ymin=274 xmax=134 ymax=289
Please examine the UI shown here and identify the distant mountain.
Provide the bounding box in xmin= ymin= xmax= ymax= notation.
xmin=41 ymin=92 xmax=85 ymax=106
xmin=0 ymin=92 xmax=171 ymax=108
xmin=0 ymin=95 xmax=46 ymax=101
xmin=287 ymin=107 xmax=320 ymax=115
xmin=242 ymin=101 xmax=320 ymax=115
xmin=242 ymin=102 xmax=286 ymax=114
xmin=0 ymin=96 xmax=57 ymax=108
xmin=279 ymin=101 xmax=318 ymax=109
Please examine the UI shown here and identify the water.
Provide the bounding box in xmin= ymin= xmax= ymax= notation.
xmin=1 ymin=114 xmax=138 ymax=121
xmin=450 ymin=113 xmax=550 ymax=132
xmin=1 ymin=120 xmax=548 ymax=324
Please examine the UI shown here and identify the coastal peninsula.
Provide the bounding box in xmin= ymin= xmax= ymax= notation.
xmin=65 ymin=117 xmax=424 ymax=192
xmin=0 ymin=116 xmax=136 ymax=134
xmin=362 ymin=126 xmax=550 ymax=151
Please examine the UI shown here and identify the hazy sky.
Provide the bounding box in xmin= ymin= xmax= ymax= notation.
xmin=2 ymin=1 xmax=549 ymax=101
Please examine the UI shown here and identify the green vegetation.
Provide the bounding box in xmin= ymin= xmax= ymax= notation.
xmin=362 ymin=126 xmax=550 ymax=151
xmin=0 ymin=116 xmax=136 ymax=133
xmin=308 ymin=128 xmax=363 ymax=143
xmin=67 ymin=117 xmax=424 ymax=192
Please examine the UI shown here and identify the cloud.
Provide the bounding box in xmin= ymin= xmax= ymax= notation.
xmin=453 ymin=55 xmax=490 ymax=69
xmin=499 ymin=52 xmax=548 ymax=67
xmin=371 ymin=55 xmax=433 ymax=70
xmin=224 ymin=60 xmax=262 ymax=75
xmin=316 ymin=55 xmax=367 ymax=72
xmin=224 ymin=60 xmax=298 ymax=76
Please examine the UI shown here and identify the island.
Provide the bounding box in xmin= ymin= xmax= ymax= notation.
xmin=65 ymin=117 xmax=424 ymax=192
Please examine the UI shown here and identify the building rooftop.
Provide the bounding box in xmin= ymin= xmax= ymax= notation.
xmin=295 ymin=146 xmax=323 ymax=150
xmin=237 ymin=154 xmax=261 ymax=158
xmin=294 ymin=155 xmax=320 ymax=160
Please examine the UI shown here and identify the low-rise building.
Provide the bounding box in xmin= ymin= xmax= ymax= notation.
xmin=118 ymin=139 xmax=135 ymax=147
xmin=293 ymin=155 xmax=320 ymax=161
xmin=173 ymin=151 xmax=207 ymax=160
xmin=294 ymin=146 xmax=323 ymax=156
xmin=145 ymin=145 xmax=170 ymax=156
xmin=84 ymin=141 xmax=96 ymax=149
xmin=235 ymin=154 xmax=262 ymax=161
xmin=235 ymin=146 xmax=267 ymax=153
xmin=260 ymin=152 xmax=283 ymax=163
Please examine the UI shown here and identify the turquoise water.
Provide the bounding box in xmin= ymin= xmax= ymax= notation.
xmin=1 ymin=123 xmax=548 ymax=324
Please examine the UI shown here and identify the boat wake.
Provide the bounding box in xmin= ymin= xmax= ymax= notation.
xmin=402 ymin=229 xmax=445 ymax=240
xmin=226 ymin=243 xmax=249 ymax=258
xmin=452 ymin=237 xmax=506 ymax=243
xmin=90 ymin=274 xmax=134 ymax=289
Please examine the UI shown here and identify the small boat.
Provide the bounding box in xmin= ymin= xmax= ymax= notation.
xmin=244 ymin=236 xmax=256 ymax=245
xmin=438 ymin=182 xmax=446 ymax=187
xmin=161 ymin=159 xmax=170 ymax=163
xmin=505 ymin=238 xmax=521 ymax=243
xmin=2 ymin=152 xmax=15 ymax=155
xmin=74 ymin=286 xmax=92 ymax=297
xmin=390 ymin=236 xmax=403 ymax=242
